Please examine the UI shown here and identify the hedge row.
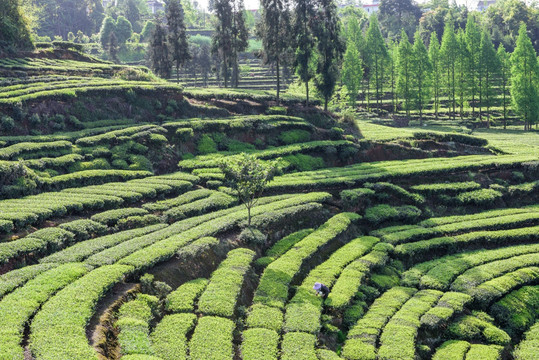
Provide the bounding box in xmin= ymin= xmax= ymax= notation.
xmin=75 ymin=125 xmax=165 ymax=147
xmin=402 ymin=243 xmax=539 ymax=290
xmin=514 ymin=321 xmax=539 ymax=360
xmin=30 ymin=265 xmax=134 ymax=360
xmin=0 ymin=140 xmax=72 ymax=160
xmin=91 ymin=207 xmax=149 ymax=226
xmin=448 ymin=313 xmax=511 ymax=346
xmin=142 ymin=189 xmax=214 ymax=212
xmin=151 ymin=313 xmax=197 ymax=360
xmin=253 ymin=212 xmax=359 ymax=309
xmin=118 ymin=193 xmax=330 ymax=271
xmin=255 ymin=229 xmax=314 ymax=267
xmin=342 ymin=287 xmax=417 ymax=360
xmin=240 ymin=328 xmax=280 ymax=360
xmin=364 ymin=204 xmax=422 ymax=225
xmin=419 ymin=205 xmax=539 ymax=227
xmin=280 ymin=332 xmax=318 ymax=360
xmin=377 ymin=289 xmax=443 ymax=360
xmin=420 ymin=292 xmax=472 ymax=329
xmin=165 ymin=278 xmax=209 ymax=313
xmin=380 ymin=209 xmax=539 ymax=245
xmin=0 ymin=263 xmax=89 ymax=360
xmin=395 ymin=225 xmax=539 ymax=262
xmin=326 ymin=242 xmax=392 ymax=310
xmin=412 ymin=132 xmax=488 ymax=147
xmin=0 ymin=263 xmax=58 ymax=299
xmin=163 ymin=192 xmax=236 ymax=223
xmin=284 ymin=237 xmax=378 ymax=333
xmin=40 ymin=169 xmax=151 ymax=191
xmin=198 ymin=248 xmax=255 ymax=317
xmin=189 ymin=316 xmax=235 ymax=360
xmin=117 ymin=294 xmax=158 ymax=356
xmin=41 ymin=224 xmax=167 ymax=264
xmin=432 ymin=340 xmax=471 ymax=360
xmin=491 ymin=285 xmax=539 ymax=336
xmin=364 ymin=182 xmax=425 ymax=205
xmin=58 ymin=219 xmax=108 ymax=241
xmin=410 ymin=181 xmax=481 ymax=194
xmin=268 ymin=155 xmax=535 ymax=191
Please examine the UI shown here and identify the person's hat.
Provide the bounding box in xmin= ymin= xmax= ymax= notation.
xmin=313 ymin=282 xmax=322 ymax=290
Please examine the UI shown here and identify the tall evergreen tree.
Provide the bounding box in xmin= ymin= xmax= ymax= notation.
xmin=410 ymin=30 xmax=432 ymax=124
xmin=396 ymin=30 xmax=413 ymax=118
xmin=231 ymin=0 xmax=249 ymax=87
xmin=115 ymin=16 xmax=133 ymax=47
xmin=108 ymin=31 xmax=119 ymax=63
xmin=259 ymin=0 xmax=292 ymax=103
xmin=0 ymin=0 xmax=33 ymax=51
xmin=478 ymin=31 xmax=500 ymax=127
xmin=99 ymin=16 xmax=116 ymax=54
xmin=465 ymin=15 xmax=481 ymax=118
xmin=212 ymin=0 xmax=233 ymax=87
xmin=387 ymin=39 xmax=398 ymax=113
xmin=166 ymin=0 xmax=191 ymax=84
xmin=149 ymin=22 xmax=172 ymax=79
xmin=440 ymin=21 xmax=458 ymax=120
xmin=312 ymin=0 xmax=345 ymax=110
xmin=342 ymin=40 xmax=363 ymax=106
xmin=456 ymin=29 xmax=469 ymax=119
xmin=293 ymin=0 xmax=316 ymax=105
xmin=497 ymin=44 xmax=511 ymax=129
xmin=510 ymin=24 xmax=538 ymax=130
xmin=428 ymin=32 xmax=442 ymax=119
xmin=365 ymin=14 xmax=389 ymax=110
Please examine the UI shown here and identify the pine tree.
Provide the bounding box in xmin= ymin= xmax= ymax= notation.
xmin=212 ymin=0 xmax=233 ymax=87
xmin=342 ymin=41 xmax=363 ymax=106
xmin=396 ymin=29 xmax=413 ymax=118
xmin=465 ymin=15 xmax=481 ymax=118
xmin=259 ymin=0 xmax=292 ymax=103
xmin=312 ymin=0 xmax=345 ymax=110
xmin=231 ymin=0 xmax=249 ymax=87
xmin=429 ymin=32 xmax=442 ymax=119
xmin=167 ymin=0 xmax=191 ymax=84
xmin=440 ymin=21 xmax=458 ymax=120
xmin=478 ymin=31 xmax=500 ymax=127
xmin=510 ymin=24 xmax=538 ymax=130
xmin=149 ymin=22 xmax=172 ymax=79
xmin=497 ymin=44 xmax=511 ymax=129
xmin=410 ymin=30 xmax=432 ymax=124
xmin=456 ymin=29 xmax=469 ymax=119
xmin=365 ymin=14 xmax=389 ymax=110
xmin=292 ymin=0 xmax=316 ymax=105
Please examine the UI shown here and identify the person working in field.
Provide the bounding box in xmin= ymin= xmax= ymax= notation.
xmin=313 ymin=282 xmax=330 ymax=300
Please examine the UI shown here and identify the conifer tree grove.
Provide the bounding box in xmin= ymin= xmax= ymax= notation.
xmin=342 ymin=41 xmax=363 ymax=106
xmin=510 ymin=24 xmax=539 ymax=130
xmin=259 ymin=0 xmax=292 ymax=103
xmin=313 ymin=0 xmax=345 ymax=110
xmin=465 ymin=15 xmax=481 ymax=118
xmin=478 ymin=31 xmax=500 ymax=127
xmin=456 ymin=29 xmax=469 ymax=118
xmin=231 ymin=0 xmax=249 ymax=87
xmin=428 ymin=32 xmax=441 ymax=119
xmin=365 ymin=14 xmax=389 ymax=109
xmin=440 ymin=21 xmax=458 ymax=120
xmin=410 ymin=30 xmax=432 ymax=124
xmin=167 ymin=0 xmax=191 ymax=84
xmin=497 ymin=44 xmax=511 ymax=129
xmin=293 ymin=0 xmax=316 ymax=105
xmin=212 ymin=0 xmax=233 ymax=87
xmin=397 ymin=30 xmax=413 ymax=118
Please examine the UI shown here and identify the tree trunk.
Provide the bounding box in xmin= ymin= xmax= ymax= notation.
xmin=247 ymin=206 xmax=251 ymax=227
xmin=306 ymin=81 xmax=309 ymax=107
xmin=176 ymin=64 xmax=180 ymax=84
xmin=276 ymin=58 xmax=280 ymax=105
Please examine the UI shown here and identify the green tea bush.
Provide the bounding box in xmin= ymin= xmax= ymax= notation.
xmin=151 ymin=313 xmax=196 ymax=360
xmin=239 ymin=227 xmax=267 ymax=245
xmin=197 ymin=134 xmax=217 ymax=154
xmin=279 ymin=129 xmax=311 ymax=145
xmin=364 ymin=204 xmax=422 ymax=224
xmin=165 ymin=278 xmax=209 ymax=313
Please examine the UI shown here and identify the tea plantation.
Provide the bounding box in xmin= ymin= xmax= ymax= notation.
xmin=0 ymin=55 xmax=538 ymax=360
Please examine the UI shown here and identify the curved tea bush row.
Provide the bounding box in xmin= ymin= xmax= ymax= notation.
xmin=447 ymin=312 xmax=511 ymax=346
xmin=0 ymin=263 xmax=59 ymax=299
xmin=91 ymin=207 xmax=149 ymax=226
xmin=0 ymin=140 xmax=72 ymax=160
xmin=395 ymin=225 xmax=539 ymax=262
xmin=40 ymin=224 xmax=167 ymax=264
xmin=514 ymin=321 xmax=539 ymax=360
xmin=189 ymin=316 xmax=235 ymax=360
xmin=377 ymin=289 xmax=443 ymax=360
xmin=410 ymin=181 xmax=481 ymax=194
xmin=284 ymin=237 xmax=378 ymax=333
xmin=253 ymin=212 xmax=359 ymax=309
xmin=420 ymin=292 xmax=472 ymax=329
xmin=402 ymin=243 xmax=539 ymax=290
xmin=198 ymin=248 xmax=255 ymax=317
xmin=255 ymin=229 xmax=315 ymax=268
xmin=58 ymin=219 xmax=108 ymax=241
xmin=326 ymin=242 xmax=392 ymax=310
xmin=240 ymin=328 xmax=280 ymax=360
xmin=490 ymin=286 xmax=539 ymax=334
xmin=117 ymin=294 xmax=159 ymax=356
xmin=165 ymin=278 xmax=209 ymax=313
xmin=0 ymin=263 xmax=89 ymax=360
xmin=378 ymin=208 xmax=539 ymax=244
xmin=451 ymin=254 xmax=539 ymax=292
xmin=281 ymin=332 xmax=318 ymax=360
xmin=151 ymin=313 xmax=197 ymax=360
xmin=342 ymin=287 xmax=417 ymax=360
xmin=268 ymin=155 xmax=536 ymax=191
xmin=163 ymin=192 xmax=236 ymax=222
xmin=118 ymin=193 xmax=331 ymax=271
xmin=142 ymin=189 xmax=214 ymax=212
xmin=30 ymin=264 xmax=134 ymax=360
xmin=433 ymin=341 xmax=504 ymax=360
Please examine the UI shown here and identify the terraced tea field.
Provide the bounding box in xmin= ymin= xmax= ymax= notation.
xmin=0 ymin=53 xmax=538 ymax=360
